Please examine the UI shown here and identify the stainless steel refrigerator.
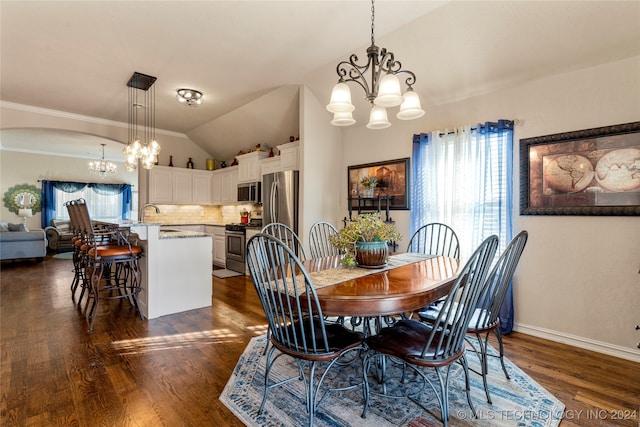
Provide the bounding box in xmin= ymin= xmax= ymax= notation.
xmin=262 ymin=170 xmax=299 ymax=234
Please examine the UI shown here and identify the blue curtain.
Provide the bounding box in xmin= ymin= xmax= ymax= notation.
xmin=40 ymin=180 xmax=132 ymax=227
xmin=410 ymin=120 xmax=515 ymax=334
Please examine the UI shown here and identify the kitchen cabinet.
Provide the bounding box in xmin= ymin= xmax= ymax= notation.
xmin=237 ymin=151 xmax=269 ymax=183
xmin=192 ymin=170 xmax=213 ymax=204
xmin=148 ymin=166 xmax=215 ymax=205
xmin=277 ymin=141 xmax=300 ymax=171
xmin=148 ymin=166 xmax=174 ymax=203
xmin=211 ymin=170 xmax=223 ymax=204
xmin=211 ymin=226 xmax=226 ymax=267
xmin=172 ymin=169 xmax=193 ymax=204
xmin=221 ymin=166 xmax=239 ymax=203
xmin=260 ymin=157 xmax=281 ymax=176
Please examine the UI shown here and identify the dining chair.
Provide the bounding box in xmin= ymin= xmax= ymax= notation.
xmin=420 ymin=230 xmax=528 ymax=404
xmin=308 ymin=221 xmax=340 ymax=259
xmin=261 ymin=222 xmax=307 ymax=261
xmin=363 ymin=235 xmax=499 ymax=427
xmin=406 ymin=223 xmax=460 ymax=258
xmin=73 ymin=199 xmax=144 ymax=332
xmin=246 ymin=233 xmax=367 ymax=427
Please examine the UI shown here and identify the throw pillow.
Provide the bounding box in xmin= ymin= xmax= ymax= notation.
xmin=8 ymin=223 xmax=27 ymax=232
xmin=0 ymin=222 xmax=8 ymax=232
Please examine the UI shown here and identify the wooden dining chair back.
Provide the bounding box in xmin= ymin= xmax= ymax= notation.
xmin=246 ymin=233 xmax=366 ymax=426
xmin=466 ymin=230 xmax=528 ymax=403
xmin=308 ymin=221 xmax=340 ymax=259
xmin=407 ymin=223 xmax=460 ymax=258
xmin=364 ymin=235 xmax=499 ymax=426
xmin=261 ymin=222 xmax=307 ymax=261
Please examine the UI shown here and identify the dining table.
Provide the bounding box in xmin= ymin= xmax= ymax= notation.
xmin=299 ymin=253 xmax=461 ymax=319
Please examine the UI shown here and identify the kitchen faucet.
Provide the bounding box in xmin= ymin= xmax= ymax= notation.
xmin=139 ymin=203 xmax=160 ymax=222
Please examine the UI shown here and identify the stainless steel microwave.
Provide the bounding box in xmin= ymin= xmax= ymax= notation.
xmin=237 ymin=182 xmax=261 ymax=204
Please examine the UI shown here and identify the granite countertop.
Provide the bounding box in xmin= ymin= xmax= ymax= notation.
xmin=159 ymin=229 xmax=212 ymax=239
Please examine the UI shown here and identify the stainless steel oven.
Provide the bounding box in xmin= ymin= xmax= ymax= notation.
xmin=225 ymin=225 xmax=246 ymax=274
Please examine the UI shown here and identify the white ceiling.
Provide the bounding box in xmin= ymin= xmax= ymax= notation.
xmin=1 ymin=1 xmax=639 ymax=161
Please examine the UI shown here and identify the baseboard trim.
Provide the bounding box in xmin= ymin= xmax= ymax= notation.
xmin=513 ymin=323 xmax=640 ymax=363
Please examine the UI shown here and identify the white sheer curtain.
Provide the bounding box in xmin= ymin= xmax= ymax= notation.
xmin=55 ymin=189 xmax=124 ymax=222
xmin=411 ymin=121 xmax=513 ymax=259
xmin=411 ymin=120 xmax=515 ymax=333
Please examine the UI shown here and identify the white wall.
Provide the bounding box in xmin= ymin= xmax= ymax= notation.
xmin=337 ymin=55 xmax=640 ymax=361
xmin=299 ymin=86 xmax=343 ymax=247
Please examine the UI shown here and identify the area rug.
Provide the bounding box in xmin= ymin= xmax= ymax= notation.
xmin=213 ymin=269 xmax=244 ymax=278
xmin=220 ymin=335 xmax=565 ymax=427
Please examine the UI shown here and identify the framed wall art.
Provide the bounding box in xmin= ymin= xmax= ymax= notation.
xmin=348 ymin=158 xmax=410 ymax=211
xmin=520 ymin=121 xmax=640 ymax=215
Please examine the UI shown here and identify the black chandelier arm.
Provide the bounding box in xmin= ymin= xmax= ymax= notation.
xmin=336 ymin=57 xmax=374 ymax=100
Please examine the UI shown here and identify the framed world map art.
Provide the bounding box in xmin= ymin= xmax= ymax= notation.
xmin=520 ymin=121 xmax=640 ymax=215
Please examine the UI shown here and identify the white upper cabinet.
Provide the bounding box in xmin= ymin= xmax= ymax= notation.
xmin=211 ymin=169 xmax=224 ymax=205
xmin=172 ymin=169 xmax=194 ymax=204
xmin=148 ymin=166 xmax=174 ymax=203
xmin=192 ymin=170 xmax=213 ymax=204
xmin=277 ymin=141 xmax=300 ymax=171
xmin=221 ymin=166 xmax=239 ymax=203
xmin=237 ymin=151 xmax=269 ymax=183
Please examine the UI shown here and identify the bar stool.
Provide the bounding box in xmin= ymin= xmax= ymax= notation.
xmin=71 ymin=199 xmax=144 ymax=332
xmin=66 ymin=200 xmax=89 ymax=305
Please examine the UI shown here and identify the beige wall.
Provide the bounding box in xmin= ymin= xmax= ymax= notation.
xmin=334 ymin=55 xmax=640 ymax=361
xmin=0 ymin=150 xmax=136 ymax=228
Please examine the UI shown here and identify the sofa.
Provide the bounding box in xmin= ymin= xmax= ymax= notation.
xmin=44 ymin=219 xmax=74 ymax=253
xmin=0 ymin=222 xmax=47 ymax=262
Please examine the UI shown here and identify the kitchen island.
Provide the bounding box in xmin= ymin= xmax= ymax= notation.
xmin=129 ymin=223 xmax=212 ymax=319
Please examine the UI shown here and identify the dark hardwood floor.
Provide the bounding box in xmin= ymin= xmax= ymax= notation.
xmin=2 ymin=256 xmax=639 ymax=426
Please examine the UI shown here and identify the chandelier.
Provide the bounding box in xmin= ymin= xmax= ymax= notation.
xmin=123 ymin=72 xmax=161 ymax=171
xmin=89 ymin=143 xmax=117 ymax=177
xmin=326 ymin=0 xmax=424 ymax=129
xmin=176 ymin=88 xmax=203 ymax=107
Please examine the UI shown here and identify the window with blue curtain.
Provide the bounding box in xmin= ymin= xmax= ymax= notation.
xmin=410 ymin=119 xmax=515 ymax=332
xmin=41 ymin=180 xmax=132 ymax=227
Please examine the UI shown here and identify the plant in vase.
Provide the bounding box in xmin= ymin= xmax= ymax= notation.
xmin=360 ymin=176 xmax=377 ymax=198
xmin=329 ymin=213 xmax=401 ymax=267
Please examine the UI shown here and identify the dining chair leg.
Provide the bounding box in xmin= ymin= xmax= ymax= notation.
xmin=493 ymin=329 xmax=510 ymax=379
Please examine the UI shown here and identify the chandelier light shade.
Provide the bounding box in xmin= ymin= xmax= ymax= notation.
xmin=176 ymin=88 xmax=203 ymax=106
xmin=89 ymin=143 xmax=117 ymax=177
xmin=326 ymin=0 xmax=424 ymax=128
xmin=123 ymin=71 xmax=160 ymax=171
xmin=367 ymin=105 xmax=391 ymax=130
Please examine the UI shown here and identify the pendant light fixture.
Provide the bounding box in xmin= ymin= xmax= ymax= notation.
xmin=123 ymin=72 xmax=161 ymax=171
xmin=326 ymin=0 xmax=425 ymax=128
xmin=89 ymin=143 xmax=117 ymax=177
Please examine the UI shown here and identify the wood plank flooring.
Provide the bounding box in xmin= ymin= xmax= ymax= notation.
xmin=1 ymin=256 xmax=639 ymax=426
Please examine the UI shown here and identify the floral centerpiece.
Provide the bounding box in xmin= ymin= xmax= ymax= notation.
xmin=329 ymin=213 xmax=401 ymax=267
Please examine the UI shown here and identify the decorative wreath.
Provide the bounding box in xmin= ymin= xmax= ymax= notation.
xmin=3 ymin=184 xmax=42 ymax=215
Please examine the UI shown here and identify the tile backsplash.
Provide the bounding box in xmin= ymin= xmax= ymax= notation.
xmin=142 ymin=204 xmax=262 ymax=225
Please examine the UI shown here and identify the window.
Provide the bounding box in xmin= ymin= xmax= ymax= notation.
xmin=41 ymin=180 xmax=133 ymax=227
xmin=411 ymin=120 xmax=514 ymax=258
xmin=411 ymin=120 xmax=516 ymax=334
xmin=54 ymin=188 xmax=124 ymax=222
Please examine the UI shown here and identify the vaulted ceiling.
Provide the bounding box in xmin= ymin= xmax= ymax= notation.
xmin=1 ymin=1 xmax=639 ymax=162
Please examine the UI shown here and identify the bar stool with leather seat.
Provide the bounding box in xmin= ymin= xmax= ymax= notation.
xmin=72 ymin=199 xmax=144 ymax=332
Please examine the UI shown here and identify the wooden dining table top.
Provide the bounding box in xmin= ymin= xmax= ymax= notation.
xmin=301 ymin=254 xmax=461 ymax=317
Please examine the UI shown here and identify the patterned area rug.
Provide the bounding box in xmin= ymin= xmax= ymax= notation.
xmin=220 ymin=335 xmax=565 ymax=427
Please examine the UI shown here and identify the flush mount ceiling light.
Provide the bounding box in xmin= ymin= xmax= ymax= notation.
xmin=123 ymin=71 xmax=161 ymax=171
xmin=176 ymin=88 xmax=203 ymax=107
xmin=89 ymin=143 xmax=117 ymax=177
xmin=326 ymin=0 xmax=425 ymax=129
